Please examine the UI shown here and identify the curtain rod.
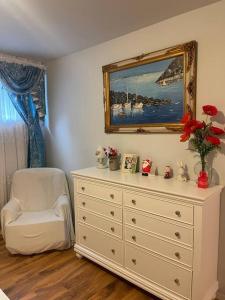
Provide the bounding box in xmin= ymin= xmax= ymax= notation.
xmin=0 ymin=52 xmax=47 ymax=70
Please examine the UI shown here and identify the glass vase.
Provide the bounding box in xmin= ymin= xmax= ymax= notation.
xmin=197 ymin=155 xmax=209 ymax=188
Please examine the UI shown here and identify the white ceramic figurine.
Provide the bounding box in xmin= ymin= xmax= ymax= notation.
xmin=177 ymin=161 xmax=187 ymax=182
xmin=95 ymin=146 xmax=107 ymax=169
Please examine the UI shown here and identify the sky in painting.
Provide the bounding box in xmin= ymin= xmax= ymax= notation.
xmin=110 ymin=57 xmax=177 ymax=80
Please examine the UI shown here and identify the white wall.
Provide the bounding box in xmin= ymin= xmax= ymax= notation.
xmin=46 ymin=1 xmax=225 ymax=297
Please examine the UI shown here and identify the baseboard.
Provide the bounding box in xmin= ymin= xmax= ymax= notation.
xmin=217 ymin=291 xmax=225 ymax=300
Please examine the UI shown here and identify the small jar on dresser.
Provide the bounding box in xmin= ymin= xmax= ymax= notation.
xmin=71 ymin=167 xmax=222 ymax=300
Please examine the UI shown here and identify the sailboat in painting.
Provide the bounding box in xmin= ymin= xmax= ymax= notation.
xmin=111 ymin=103 xmax=122 ymax=110
xmin=133 ymin=102 xmax=143 ymax=109
xmin=124 ymin=87 xmax=131 ymax=110
xmin=133 ymin=82 xmax=143 ymax=110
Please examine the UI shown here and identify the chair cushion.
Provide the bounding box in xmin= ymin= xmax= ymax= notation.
xmin=5 ymin=210 xmax=66 ymax=255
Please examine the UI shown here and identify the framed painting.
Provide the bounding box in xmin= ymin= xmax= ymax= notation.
xmin=102 ymin=41 xmax=197 ymax=133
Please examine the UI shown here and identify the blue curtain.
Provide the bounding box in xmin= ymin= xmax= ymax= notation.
xmin=0 ymin=61 xmax=46 ymax=167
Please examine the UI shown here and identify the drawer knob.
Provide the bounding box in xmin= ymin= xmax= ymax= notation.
xmin=81 ymin=186 xmax=85 ymax=191
xmin=175 ymin=232 xmax=181 ymax=239
xmin=175 ymin=252 xmax=181 ymax=259
xmin=131 ymin=235 xmax=136 ymax=241
xmin=82 ymin=202 xmax=86 ymax=206
xmin=174 ymin=278 xmax=180 ymax=286
xmin=131 ymin=218 xmax=136 ymax=224
xmin=110 ymin=211 xmax=115 ymax=216
xmin=132 ymin=258 xmax=136 ymax=265
xmin=111 ymin=227 xmax=115 ymax=232
xmin=175 ymin=210 xmax=181 ymax=217
xmin=83 ymin=235 xmax=86 ymax=240
xmin=110 ymin=194 xmax=114 ymax=199
xmin=111 ymin=249 xmax=115 ymax=254
xmin=131 ymin=199 xmax=136 ymax=205
xmin=82 ymin=216 xmax=86 ymax=221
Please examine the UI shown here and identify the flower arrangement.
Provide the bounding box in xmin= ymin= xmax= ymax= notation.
xmin=104 ymin=146 xmax=119 ymax=158
xmin=104 ymin=147 xmax=120 ymax=171
xmin=180 ymin=105 xmax=224 ymax=188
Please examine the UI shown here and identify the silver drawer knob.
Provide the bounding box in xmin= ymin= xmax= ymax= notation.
xmin=175 ymin=232 xmax=181 ymax=239
xmin=82 ymin=216 xmax=86 ymax=221
xmin=132 ymin=235 xmax=136 ymax=241
xmin=111 ymin=227 xmax=115 ymax=232
xmin=110 ymin=194 xmax=114 ymax=199
xmin=175 ymin=252 xmax=181 ymax=259
xmin=82 ymin=202 xmax=86 ymax=206
xmin=132 ymin=258 xmax=136 ymax=265
xmin=132 ymin=199 xmax=136 ymax=205
xmin=175 ymin=210 xmax=181 ymax=217
xmin=111 ymin=249 xmax=115 ymax=254
xmin=174 ymin=278 xmax=180 ymax=286
xmin=131 ymin=218 xmax=136 ymax=224
xmin=83 ymin=235 xmax=86 ymax=240
xmin=110 ymin=211 xmax=115 ymax=216
xmin=81 ymin=186 xmax=85 ymax=191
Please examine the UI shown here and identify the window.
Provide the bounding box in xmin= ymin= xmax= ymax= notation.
xmin=0 ymin=80 xmax=27 ymax=211
xmin=0 ymin=81 xmax=22 ymax=122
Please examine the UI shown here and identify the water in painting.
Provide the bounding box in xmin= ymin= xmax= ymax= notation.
xmin=109 ymin=55 xmax=184 ymax=125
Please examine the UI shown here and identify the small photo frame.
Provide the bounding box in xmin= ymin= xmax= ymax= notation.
xmin=121 ymin=154 xmax=138 ymax=173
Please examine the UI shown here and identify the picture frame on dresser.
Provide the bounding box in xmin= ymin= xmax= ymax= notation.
xmin=121 ymin=153 xmax=138 ymax=173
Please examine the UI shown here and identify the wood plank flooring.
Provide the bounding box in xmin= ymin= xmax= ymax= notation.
xmin=0 ymin=236 xmax=159 ymax=300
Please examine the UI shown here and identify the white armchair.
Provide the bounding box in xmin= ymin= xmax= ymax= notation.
xmin=1 ymin=168 xmax=74 ymax=255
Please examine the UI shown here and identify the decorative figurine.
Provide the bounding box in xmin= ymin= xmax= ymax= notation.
xmin=164 ymin=165 xmax=172 ymax=179
xmin=142 ymin=159 xmax=152 ymax=176
xmin=95 ymin=146 xmax=107 ymax=169
xmin=154 ymin=167 xmax=159 ymax=176
xmin=176 ymin=161 xmax=187 ymax=182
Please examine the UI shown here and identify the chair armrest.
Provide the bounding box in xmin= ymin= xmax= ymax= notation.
xmin=53 ymin=194 xmax=74 ymax=244
xmin=54 ymin=195 xmax=70 ymax=217
xmin=1 ymin=198 xmax=22 ymax=239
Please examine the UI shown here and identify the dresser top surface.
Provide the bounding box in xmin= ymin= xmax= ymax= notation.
xmin=71 ymin=167 xmax=222 ymax=201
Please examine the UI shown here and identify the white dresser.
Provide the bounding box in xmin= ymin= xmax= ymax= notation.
xmin=71 ymin=167 xmax=222 ymax=300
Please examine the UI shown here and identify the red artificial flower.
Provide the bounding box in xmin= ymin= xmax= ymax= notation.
xmin=184 ymin=119 xmax=204 ymax=133
xmin=206 ymin=136 xmax=221 ymax=145
xmin=210 ymin=126 xmax=225 ymax=135
xmin=202 ymin=105 xmax=218 ymax=116
xmin=181 ymin=113 xmax=191 ymax=124
xmin=180 ymin=132 xmax=190 ymax=142
xmin=191 ymin=120 xmax=204 ymax=132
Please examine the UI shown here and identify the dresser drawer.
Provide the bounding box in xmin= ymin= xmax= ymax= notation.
xmin=77 ymin=179 xmax=122 ymax=204
xmin=125 ymin=226 xmax=193 ymax=267
xmin=125 ymin=243 xmax=192 ymax=299
xmin=78 ymin=224 xmax=123 ymax=265
xmin=78 ymin=208 xmax=122 ymax=239
xmin=125 ymin=209 xmax=193 ymax=247
xmin=124 ymin=191 xmax=193 ymax=225
xmin=77 ymin=194 xmax=122 ymax=222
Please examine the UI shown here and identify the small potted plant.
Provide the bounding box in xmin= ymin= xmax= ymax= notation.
xmin=105 ymin=147 xmax=120 ymax=171
xmin=180 ymin=105 xmax=224 ymax=188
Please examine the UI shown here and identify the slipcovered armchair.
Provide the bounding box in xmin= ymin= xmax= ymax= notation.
xmin=1 ymin=168 xmax=74 ymax=255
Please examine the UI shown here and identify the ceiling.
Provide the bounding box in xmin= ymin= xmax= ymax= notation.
xmin=0 ymin=0 xmax=220 ymax=60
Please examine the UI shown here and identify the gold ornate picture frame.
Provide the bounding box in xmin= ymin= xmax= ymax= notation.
xmin=103 ymin=41 xmax=197 ymax=133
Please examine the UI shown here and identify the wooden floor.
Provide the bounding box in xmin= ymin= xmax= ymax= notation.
xmin=0 ymin=237 xmax=159 ymax=300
